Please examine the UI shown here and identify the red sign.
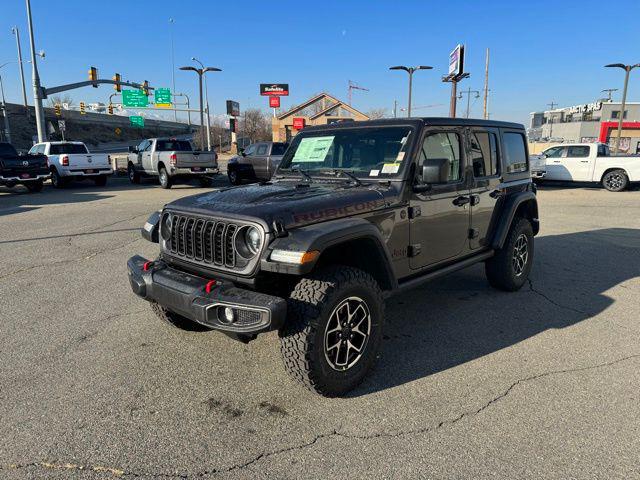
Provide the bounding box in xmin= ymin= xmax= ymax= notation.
xmin=269 ymin=96 xmax=280 ymax=108
xmin=293 ymin=117 xmax=305 ymax=130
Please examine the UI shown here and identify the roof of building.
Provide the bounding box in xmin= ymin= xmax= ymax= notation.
xmin=276 ymin=92 xmax=368 ymax=120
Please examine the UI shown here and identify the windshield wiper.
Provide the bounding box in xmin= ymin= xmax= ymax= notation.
xmin=330 ymin=169 xmax=362 ymax=186
xmin=289 ymin=167 xmax=313 ymax=183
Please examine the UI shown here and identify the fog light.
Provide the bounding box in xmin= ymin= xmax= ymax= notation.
xmin=217 ymin=306 xmax=236 ymax=324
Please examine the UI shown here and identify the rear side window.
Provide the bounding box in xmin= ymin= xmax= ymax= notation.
xmin=256 ymin=144 xmax=268 ymax=155
xmin=419 ymin=132 xmax=462 ymax=183
xmin=271 ymin=143 xmax=288 ymax=156
xmin=597 ymin=144 xmax=610 ymax=157
xmin=50 ymin=143 xmax=88 ymax=155
xmin=567 ymin=146 xmax=590 ymax=157
xmin=470 ymin=131 xmax=499 ymax=177
xmin=156 ymin=140 xmax=192 ymax=151
xmin=502 ymin=132 xmax=528 ymax=173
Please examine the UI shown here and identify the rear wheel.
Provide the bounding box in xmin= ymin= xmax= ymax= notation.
xmin=279 ymin=266 xmax=384 ymax=397
xmin=25 ymin=180 xmax=44 ymax=192
xmin=128 ymin=164 xmax=140 ymax=184
xmin=228 ymin=169 xmax=241 ymax=185
xmin=50 ymin=168 xmax=67 ymax=188
xmin=159 ymin=167 xmax=172 ymax=189
xmin=150 ymin=302 xmax=211 ymax=331
xmin=485 ymin=217 xmax=534 ymax=291
xmin=94 ymin=175 xmax=108 ymax=187
xmin=602 ymin=169 xmax=628 ymax=192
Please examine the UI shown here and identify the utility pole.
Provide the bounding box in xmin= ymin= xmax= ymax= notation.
xmin=169 ymin=19 xmax=178 ymax=123
xmin=605 ymin=63 xmax=639 ymax=153
xmin=0 ymin=74 xmax=11 ymax=143
xmin=25 ymin=0 xmax=47 ymax=142
xmin=347 ymin=80 xmax=369 ymax=105
xmin=393 ymin=99 xmax=397 ymax=118
xmin=458 ymin=88 xmax=480 ymax=118
xmin=389 ymin=65 xmax=433 ymax=117
xmin=11 ymin=26 xmax=29 ymax=114
xmin=483 ymin=48 xmax=490 ymax=119
xmin=547 ymin=101 xmax=557 ymax=139
xmin=601 ymin=88 xmax=618 ymax=102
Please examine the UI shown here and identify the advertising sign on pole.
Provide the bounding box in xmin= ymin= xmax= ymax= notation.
xmin=226 ymin=100 xmax=240 ymax=117
xmin=448 ymin=44 xmax=465 ymax=77
xmin=269 ymin=96 xmax=280 ymax=108
xmin=260 ymin=84 xmax=289 ymax=96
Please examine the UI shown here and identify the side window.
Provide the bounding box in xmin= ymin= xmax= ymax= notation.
xmin=419 ymin=132 xmax=462 ymax=183
xmin=28 ymin=145 xmax=39 ymax=155
xmin=244 ymin=145 xmax=256 ymax=156
xmin=544 ymin=146 xmax=565 ymax=158
xmin=470 ymin=131 xmax=499 ymax=177
xmin=598 ymin=144 xmax=610 ymax=157
xmin=36 ymin=144 xmax=46 ymax=155
xmin=502 ymin=132 xmax=528 ymax=174
xmin=256 ymin=144 xmax=268 ymax=156
xmin=137 ymin=140 xmax=149 ymax=152
xmin=567 ymin=146 xmax=590 ymax=157
xmin=143 ymin=141 xmax=154 ymax=152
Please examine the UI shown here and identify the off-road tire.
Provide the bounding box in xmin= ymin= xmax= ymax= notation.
xmin=128 ymin=164 xmax=141 ymax=184
xmin=94 ymin=175 xmax=108 ymax=187
xmin=485 ymin=217 xmax=534 ymax=291
xmin=228 ymin=169 xmax=241 ymax=185
xmin=279 ymin=266 xmax=384 ymax=397
xmin=602 ymin=169 xmax=628 ymax=192
xmin=25 ymin=180 xmax=43 ymax=192
xmin=159 ymin=167 xmax=172 ymax=189
xmin=198 ymin=176 xmax=213 ymax=187
xmin=51 ymin=168 xmax=67 ymax=188
xmin=150 ymin=302 xmax=211 ymax=332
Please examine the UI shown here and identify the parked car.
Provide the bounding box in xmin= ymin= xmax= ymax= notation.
xmin=127 ymin=118 xmax=539 ymax=396
xmin=0 ymin=142 xmax=49 ymax=192
xmin=227 ymin=141 xmax=289 ymax=185
xmin=538 ymin=142 xmax=640 ymax=191
xmin=127 ymin=138 xmax=218 ymax=189
xmin=29 ymin=141 xmax=112 ymax=188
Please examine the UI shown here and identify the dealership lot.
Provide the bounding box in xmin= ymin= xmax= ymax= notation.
xmin=0 ymin=179 xmax=639 ymax=478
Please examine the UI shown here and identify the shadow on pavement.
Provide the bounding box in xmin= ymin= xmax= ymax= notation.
xmin=352 ymin=228 xmax=640 ymax=397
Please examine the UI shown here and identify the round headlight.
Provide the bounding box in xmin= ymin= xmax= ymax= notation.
xmin=160 ymin=212 xmax=172 ymax=241
xmin=245 ymin=227 xmax=262 ymax=255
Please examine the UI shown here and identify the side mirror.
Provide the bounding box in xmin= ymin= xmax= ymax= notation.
xmin=421 ymin=158 xmax=449 ymax=184
xmin=239 ymin=148 xmax=246 ymax=156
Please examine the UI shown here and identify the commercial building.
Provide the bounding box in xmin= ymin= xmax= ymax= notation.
xmin=272 ymin=93 xmax=369 ymax=143
xmin=529 ymin=100 xmax=640 ymax=153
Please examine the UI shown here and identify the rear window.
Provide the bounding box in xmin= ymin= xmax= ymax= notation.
xmin=156 ymin=140 xmax=192 ymax=152
xmin=50 ymin=143 xmax=89 ymax=155
xmin=0 ymin=143 xmax=18 ymax=156
xmin=502 ymin=132 xmax=528 ymax=173
xmin=271 ymin=143 xmax=288 ymax=156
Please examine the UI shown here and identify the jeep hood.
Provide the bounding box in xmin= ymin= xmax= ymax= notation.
xmin=166 ymin=181 xmax=395 ymax=230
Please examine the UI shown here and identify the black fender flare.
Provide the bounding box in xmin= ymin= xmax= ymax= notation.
xmin=261 ymin=217 xmax=398 ymax=289
xmin=491 ymin=191 xmax=539 ymax=249
xmin=141 ymin=210 xmax=161 ymax=243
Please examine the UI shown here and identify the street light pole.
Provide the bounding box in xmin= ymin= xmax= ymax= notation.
xmin=180 ymin=65 xmax=221 ymax=151
xmin=11 ymin=26 xmax=29 ymax=114
xmin=605 ymin=63 xmax=639 ymax=153
xmin=25 ymin=0 xmax=46 ymax=142
xmin=389 ymin=65 xmax=433 ymax=117
xmin=169 ymin=19 xmax=178 ymax=123
xmin=192 ymin=57 xmax=212 ymax=151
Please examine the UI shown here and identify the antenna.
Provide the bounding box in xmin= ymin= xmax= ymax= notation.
xmin=348 ymin=80 xmax=369 ymax=105
xmin=601 ymin=88 xmax=618 ymax=102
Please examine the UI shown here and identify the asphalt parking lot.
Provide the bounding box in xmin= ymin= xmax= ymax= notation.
xmin=1 ymin=178 xmax=639 ymax=479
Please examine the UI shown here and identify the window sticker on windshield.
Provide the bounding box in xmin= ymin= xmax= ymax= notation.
xmin=292 ymin=136 xmax=335 ymax=162
xmin=396 ymin=151 xmax=405 ymax=162
xmin=381 ymin=163 xmax=400 ymax=174
xmin=369 ymin=169 xmax=380 ymax=177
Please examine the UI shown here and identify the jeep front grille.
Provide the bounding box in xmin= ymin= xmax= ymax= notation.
xmin=169 ymin=214 xmax=240 ymax=268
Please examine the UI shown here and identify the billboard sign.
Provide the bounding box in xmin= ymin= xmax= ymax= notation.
xmin=448 ymin=44 xmax=464 ymax=77
xmin=269 ymin=96 xmax=280 ymax=108
xmin=260 ymin=83 xmax=289 ymax=96
xmin=226 ymin=100 xmax=240 ymax=117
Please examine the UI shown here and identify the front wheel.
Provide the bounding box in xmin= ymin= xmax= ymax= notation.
xmin=228 ymin=169 xmax=241 ymax=185
xmin=279 ymin=266 xmax=384 ymax=397
xmin=158 ymin=167 xmax=172 ymax=189
xmin=485 ymin=217 xmax=534 ymax=291
xmin=128 ymin=164 xmax=141 ymax=184
xmin=25 ymin=180 xmax=44 ymax=192
xmin=602 ymin=169 xmax=628 ymax=192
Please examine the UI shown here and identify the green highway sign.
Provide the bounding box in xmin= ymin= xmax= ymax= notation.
xmin=122 ymin=89 xmax=148 ymax=108
xmin=155 ymin=88 xmax=172 ymax=107
xmin=130 ymin=115 xmax=145 ymax=128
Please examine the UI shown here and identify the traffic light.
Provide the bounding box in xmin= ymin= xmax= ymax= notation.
xmin=142 ymin=80 xmax=149 ymax=96
xmin=54 ymin=104 xmax=61 ymax=116
xmin=80 ymin=101 xmax=86 ymax=115
xmin=112 ymin=73 xmax=121 ymax=92
xmin=88 ymin=66 xmax=98 ymax=87
xmin=108 ymin=104 xmax=114 ymax=115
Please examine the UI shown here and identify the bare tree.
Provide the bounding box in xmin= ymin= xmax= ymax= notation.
xmin=366 ymin=108 xmax=387 ymax=119
xmin=47 ymin=94 xmax=73 ymax=107
xmin=240 ymin=108 xmax=271 ymax=143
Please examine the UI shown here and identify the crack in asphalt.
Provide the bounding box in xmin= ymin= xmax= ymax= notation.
xmin=4 ymin=354 xmax=637 ymax=478
xmin=527 ymin=278 xmax=588 ymax=315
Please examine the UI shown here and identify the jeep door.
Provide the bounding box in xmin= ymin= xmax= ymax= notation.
xmin=409 ymin=128 xmax=470 ymax=269
xmin=468 ymin=127 xmax=501 ymax=250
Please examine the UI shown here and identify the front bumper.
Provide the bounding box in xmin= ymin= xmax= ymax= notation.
xmin=127 ymin=255 xmax=286 ymax=334
xmin=169 ymin=166 xmax=219 ymax=177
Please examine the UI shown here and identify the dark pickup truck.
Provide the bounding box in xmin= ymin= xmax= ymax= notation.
xmin=0 ymin=142 xmax=49 ymax=192
xmin=128 ymin=118 xmax=539 ymax=396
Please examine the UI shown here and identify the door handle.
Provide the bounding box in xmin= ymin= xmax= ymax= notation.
xmin=489 ymin=189 xmax=504 ymax=199
xmin=452 ymin=196 xmax=470 ymax=207
xmin=580 ymin=160 xmax=589 ymax=163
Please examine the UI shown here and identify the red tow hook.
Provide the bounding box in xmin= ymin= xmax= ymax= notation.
xmin=143 ymin=261 xmax=153 ymax=272
xmin=205 ymin=280 xmax=217 ymax=293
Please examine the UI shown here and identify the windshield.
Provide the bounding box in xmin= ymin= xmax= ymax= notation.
xmin=278 ymin=126 xmax=413 ymax=178
xmin=50 ymin=143 xmax=88 ymax=155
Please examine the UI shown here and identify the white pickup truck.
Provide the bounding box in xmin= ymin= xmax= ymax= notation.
xmin=536 ymin=143 xmax=640 ymax=192
xmin=28 ymin=141 xmax=112 ymax=188
xmin=127 ymin=138 xmax=218 ymax=189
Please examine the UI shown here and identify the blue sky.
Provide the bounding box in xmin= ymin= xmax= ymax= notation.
xmin=1 ymin=0 xmax=639 ymax=126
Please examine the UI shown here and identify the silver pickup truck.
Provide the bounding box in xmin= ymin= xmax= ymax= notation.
xmin=127 ymin=138 xmax=218 ymax=189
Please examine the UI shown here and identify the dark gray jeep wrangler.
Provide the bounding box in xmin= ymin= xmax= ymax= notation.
xmin=128 ymin=118 xmax=539 ymax=396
